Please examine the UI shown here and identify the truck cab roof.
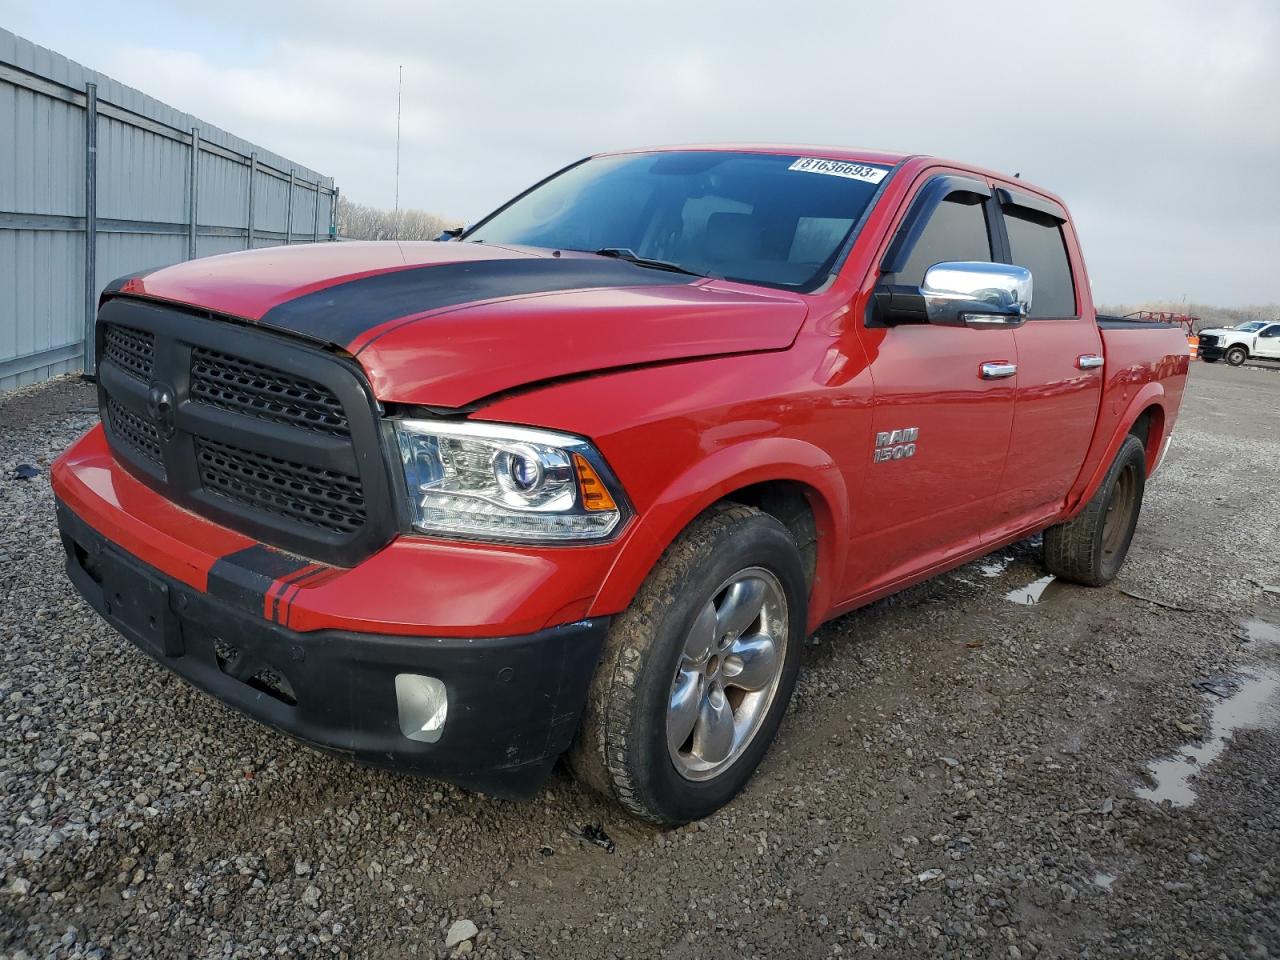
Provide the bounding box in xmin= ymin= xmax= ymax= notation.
xmin=597 ymin=144 xmax=1065 ymax=207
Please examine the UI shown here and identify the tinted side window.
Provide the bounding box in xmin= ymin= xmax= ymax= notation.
xmin=897 ymin=195 xmax=992 ymax=286
xmin=1261 ymin=325 xmax=1280 ymax=338
xmin=1004 ymin=208 xmax=1076 ymax=318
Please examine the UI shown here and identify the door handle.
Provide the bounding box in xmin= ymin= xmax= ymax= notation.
xmin=980 ymin=361 xmax=1017 ymax=380
xmin=1077 ymin=354 xmax=1104 ymax=369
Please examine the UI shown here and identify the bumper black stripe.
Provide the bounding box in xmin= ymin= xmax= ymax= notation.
xmin=278 ymin=565 xmax=341 ymax=627
xmin=208 ymin=545 xmax=314 ymax=618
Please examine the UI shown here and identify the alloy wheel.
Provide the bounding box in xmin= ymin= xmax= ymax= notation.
xmin=666 ymin=567 xmax=788 ymax=781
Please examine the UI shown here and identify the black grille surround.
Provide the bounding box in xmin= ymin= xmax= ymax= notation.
xmin=95 ymin=297 xmax=397 ymax=566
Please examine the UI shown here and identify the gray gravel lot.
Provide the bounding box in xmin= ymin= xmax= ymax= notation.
xmin=1 ymin=362 xmax=1278 ymax=959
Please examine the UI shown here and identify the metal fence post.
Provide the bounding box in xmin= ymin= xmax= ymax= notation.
xmin=285 ymin=168 xmax=295 ymax=244
xmin=311 ymin=181 xmax=320 ymax=242
xmin=331 ymin=186 xmax=339 ymax=240
xmin=247 ymin=152 xmax=257 ymax=249
xmin=188 ymin=127 xmax=200 ymax=259
xmin=82 ymin=82 xmax=98 ymax=375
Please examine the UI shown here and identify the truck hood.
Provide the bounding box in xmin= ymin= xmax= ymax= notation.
xmin=1197 ymin=328 xmax=1239 ymax=337
xmin=111 ymin=241 xmax=808 ymax=408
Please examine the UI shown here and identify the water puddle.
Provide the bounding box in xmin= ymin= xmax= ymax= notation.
xmin=980 ymin=556 xmax=1013 ymax=578
xmin=1136 ymin=619 xmax=1280 ymax=807
xmin=1241 ymin=618 xmax=1280 ymax=644
xmin=1004 ymin=575 xmax=1057 ymax=606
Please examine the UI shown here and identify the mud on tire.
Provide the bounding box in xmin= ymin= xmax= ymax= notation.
xmin=569 ymin=503 xmax=807 ymax=825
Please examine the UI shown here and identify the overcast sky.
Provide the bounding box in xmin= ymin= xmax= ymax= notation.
xmin=4 ymin=0 xmax=1277 ymax=306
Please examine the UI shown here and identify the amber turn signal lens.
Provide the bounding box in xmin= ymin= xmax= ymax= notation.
xmin=572 ymin=453 xmax=618 ymax=512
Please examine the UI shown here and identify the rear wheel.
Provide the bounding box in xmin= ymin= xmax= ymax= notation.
xmin=570 ymin=504 xmax=806 ymax=825
xmin=1043 ymin=434 xmax=1146 ymax=586
xmin=1225 ymin=345 xmax=1248 ymax=366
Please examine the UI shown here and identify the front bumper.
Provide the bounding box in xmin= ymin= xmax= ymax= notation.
xmin=56 ymin=501 xmax=609 ymax=798
xmin=1198 ymin=344 xmax=1225 ymax=360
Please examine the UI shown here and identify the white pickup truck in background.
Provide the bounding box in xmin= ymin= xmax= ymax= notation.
xmin=1198 ymin=320 xmax=1280 ymax=366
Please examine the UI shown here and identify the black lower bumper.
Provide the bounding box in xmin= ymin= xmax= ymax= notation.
xmin=56 ymin=502 xmax=609 ymax=798
xmin=1199 ymin=345 xmax=1225 ymax=360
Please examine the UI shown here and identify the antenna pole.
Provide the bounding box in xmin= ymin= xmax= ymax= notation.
xmin=394 ymin=65 xmax=403 ymax=221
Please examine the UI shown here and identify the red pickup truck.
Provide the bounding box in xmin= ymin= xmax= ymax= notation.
xmin=53 ymin=146 xmax=1189 ymax=824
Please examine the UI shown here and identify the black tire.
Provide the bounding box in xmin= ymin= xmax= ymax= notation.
xmin=569 ymin=503 xmax=807 ymax=825
xmin=1043 ymin=434 xmax=1146 ymax=586
xmin=1225 ymin=346 xmax=1248 ymax=366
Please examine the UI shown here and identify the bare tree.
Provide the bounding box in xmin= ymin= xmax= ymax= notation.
xmin=337 ymin=197 xmax=463 ymax=241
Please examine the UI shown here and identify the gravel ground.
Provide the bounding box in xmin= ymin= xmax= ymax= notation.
xmin=1 ymin=362 xmax=1277 ymax=959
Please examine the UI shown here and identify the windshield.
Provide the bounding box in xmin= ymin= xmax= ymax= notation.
xmin=465 ymin=151 xmax=892 ymax=291
xmin=1235 ymin=321 xmax=1267 ymax=332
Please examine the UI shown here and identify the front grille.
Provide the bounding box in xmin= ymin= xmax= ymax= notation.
xmin=1198 ymin=333 xmax=1217 ymax=347
xmin=106 ymin=396 xmax=164 ymax=469
xmin=103 ymin=324 xmax=155 ymax=381
xmin=95 ymin=299 xmax=395 ymax=566
xmin=195 ymin=437 xmax=366 ymax=535
xmin=190 ymin=347 xmax=350 ymax=437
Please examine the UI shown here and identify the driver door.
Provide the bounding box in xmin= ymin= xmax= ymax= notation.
xmin=844 ymin=174 xmax=1017 ymax=599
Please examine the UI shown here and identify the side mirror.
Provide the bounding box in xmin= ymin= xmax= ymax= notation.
xmin=921 ymin=262 xmax=1032 ymax=328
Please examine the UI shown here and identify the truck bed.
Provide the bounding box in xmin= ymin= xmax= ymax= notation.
xmin=1096 ymin=315 xmax=1184 ymax=330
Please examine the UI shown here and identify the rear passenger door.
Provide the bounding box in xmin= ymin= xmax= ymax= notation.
xmin=990 ymin=187 xmax=1103 ymax=537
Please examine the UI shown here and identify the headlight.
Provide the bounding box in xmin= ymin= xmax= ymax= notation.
xmin=393 ymin=420 xmax=627 ymax=542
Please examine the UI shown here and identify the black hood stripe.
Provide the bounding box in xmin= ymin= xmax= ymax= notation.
xmin=258 ymin=256 xmax=694 ymax=347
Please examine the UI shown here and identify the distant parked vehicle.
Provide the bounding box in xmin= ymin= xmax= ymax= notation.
xmin=1198 ymin=320 xmax=1280 ymax=365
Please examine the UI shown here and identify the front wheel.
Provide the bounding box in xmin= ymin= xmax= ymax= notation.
xmin=1043 ymin=434 xmax=1146 ymax=586
xmin=570 ymin=504 xmax=806 ymax=825
xmin=1225 ymin=345 xmax=1248 ymax=366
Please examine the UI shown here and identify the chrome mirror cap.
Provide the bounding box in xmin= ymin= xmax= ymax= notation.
xmin=921 ymin=262 xmax=1033 ymax=328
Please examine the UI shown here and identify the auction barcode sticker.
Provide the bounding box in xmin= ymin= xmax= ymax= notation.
xmin=788 ymin=157 xmax=888 ymax=184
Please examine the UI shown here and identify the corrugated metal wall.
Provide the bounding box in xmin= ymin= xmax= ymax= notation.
xmin=0 ymin=28 xmax=339 ymax=391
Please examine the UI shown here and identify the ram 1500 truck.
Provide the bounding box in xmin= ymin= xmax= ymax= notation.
xmin=1196 ymin=319 xmax=1280 ymax=365
xmin=53 ymin=146 xmax=1190 ymax=824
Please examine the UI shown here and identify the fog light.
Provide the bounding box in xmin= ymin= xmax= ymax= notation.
xmin=395 ymin=674 xmax=448 ymax=743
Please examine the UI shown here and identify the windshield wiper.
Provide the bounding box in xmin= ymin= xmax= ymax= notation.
xmin=591 ymin=248 xmax=706 ymax=278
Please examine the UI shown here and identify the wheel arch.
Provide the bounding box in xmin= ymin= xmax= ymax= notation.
xmin=718 ymin=479 xmax=821 ymax=589
xmin=1067 ymin=385 xmax=1168 ymax=517
xmin=589 ymin=437 xmax=849 ymax=633
xmin=1127 ymin=402 xmax=1167 ymax=475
